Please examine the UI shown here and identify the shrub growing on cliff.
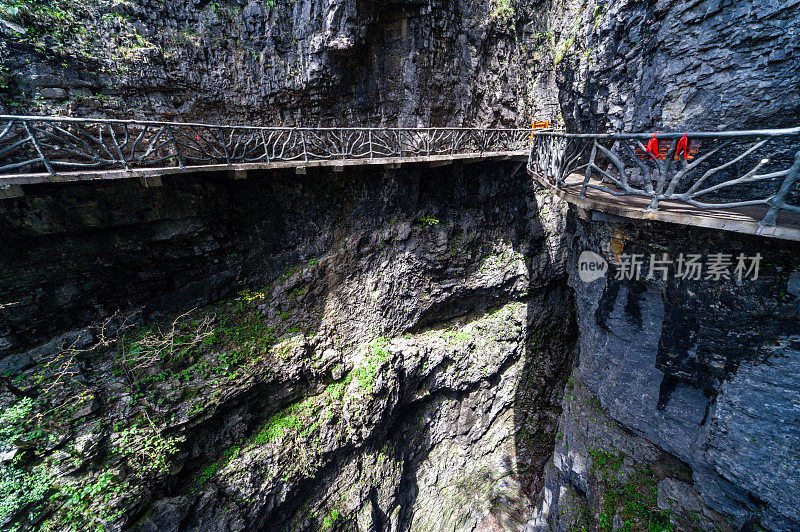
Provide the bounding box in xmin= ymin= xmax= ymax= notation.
xmin=116 ymin=423 xmax=179 ymax=478
xmin=0 ymin=398 xmax=52 ymax=523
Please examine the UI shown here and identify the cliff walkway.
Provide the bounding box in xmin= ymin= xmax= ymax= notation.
xmin=527 ymin=127 xmax=800 ymax=241
xmin=2 ymin=115 xmax=800 ymax=241
xmin=0 ymin=116 xmax=528 ymax=190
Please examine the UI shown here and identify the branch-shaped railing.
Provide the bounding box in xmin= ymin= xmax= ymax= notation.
xmin=528 ymin=128 xmax=800 ymax=228
xmin=0 ymin=116 xmax=530 ymax=178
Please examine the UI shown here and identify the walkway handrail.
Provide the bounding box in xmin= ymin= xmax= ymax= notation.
xmin=528 ymin=127 xmax=800 ymax=228
xmin=0 ymin=115 xmax=530 ymax=179
xmin=0 ymin=114 xmax=536 ymax=132
xmin=530 ymin=127 xmax=800 ymax=140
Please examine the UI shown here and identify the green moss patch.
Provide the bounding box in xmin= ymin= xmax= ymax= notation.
xmin=588 ymin=449 xmax=673 ymax=532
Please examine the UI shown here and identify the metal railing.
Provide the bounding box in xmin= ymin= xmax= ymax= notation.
xmin=528 ymin=128 xmax=800 ymax=227
xmin=0 ymin=115 xmax=530 ymax=178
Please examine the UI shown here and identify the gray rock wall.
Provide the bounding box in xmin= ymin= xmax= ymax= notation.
xmin=554 ymin=0 xmax=800 ymax=131
xmin=530 ymin=205 xmax=800 ymax=531
xmin=0 ymin=0 xmax=555 ymax=127
xmin=3 ymin=0 xmax=798 ymax=131
xmin=0 ymin=161 xmax=532 ymax=360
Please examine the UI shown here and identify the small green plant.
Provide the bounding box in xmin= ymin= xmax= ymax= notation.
xmin=115 ymin=423 xmax=179 ymax=477
xmin=0 ymin=64 xmax=10 ymax=90
xmin=238 ymin=288 xmax=267 ymax=303
xmin=588 ymin=448 xmax=623 ymax=471
xmin=489 ymin=0 xmax=514 ymax=22
xmin=414 ymin=215 xmax=440 ymax=226
xmin=0 ymin=398 xmax=54 ymax=522
xmin=190 ymin=444 xmax=241 ymax=493
xmin=57 ymin=470 xmax=125 ymax=527
xmin=589 ymin=449 xmax=673 ymax=531
xmin=0 ymin=464 xmax=50 ymax=522
xmin=321 ymin=509 xmax=341 ymax=529
xmin=249 ymin=404 xmax=304 ymax=446
xmin=290 ymin=285 xmax=308 ymax=298
xmin=351 ymin=337 xmax=391 ymax=393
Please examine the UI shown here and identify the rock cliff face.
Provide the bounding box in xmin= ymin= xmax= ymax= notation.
xmin=4 ymin=167 xmax=800 ymax=531
xmin=529 ymin=216 xmax=800 ymax=531
xmin=553 ymin=0 xmax=800 ymax=131
xmin=0 ymin=163 xmax=580 ymax=530
xmin=2 ymin=0 xmax=797 ymax=130
xmin=0 ymin=0 xmax=554 ymax=126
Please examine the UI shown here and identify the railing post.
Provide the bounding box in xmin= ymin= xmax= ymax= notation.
xmin=650 ymin=139 xmax=676 ymax=210
xmin=167 ymin=126 xmax=184 ymax=168
xmin=761 ymin=149 xmax=800 ymax=226
xmin=22 ymin=121 xmax=55 ymax=176
xmin=301 ymin=129 xmax=308 ymax=163
xmin=528 ymin=133 xmax=534 ymax=171
xmin=217 ymin=128 xmax=230 ymax=166
xmin=399 ymin=130 xmax=404 ymax=158
xmin=427 ymin=129 xmax=432 ymax=156
xmin=579 ymin=141 xmax=598 ymax=198
xmin=647 ymin=193 xmax=660 ymax=212
xmin=261 ymin=130 xmax=270 ymax=164
xmin=368 ymin=130 xmax=373 ymax=160
xmin=109 ymin=124 xmax=132 ymax=172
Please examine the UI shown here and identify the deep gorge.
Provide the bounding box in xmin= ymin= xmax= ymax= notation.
xmin=2 ymin=162 xmax=582 ymax=530
xmin=1 ymin=0 xmax=799 ymax=530
xmin=3 ymin=160 xmax=800 ymax=531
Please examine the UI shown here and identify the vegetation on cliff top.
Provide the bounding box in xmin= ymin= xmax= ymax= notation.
xmin=0 ymin=0 xmax=150 ymax=62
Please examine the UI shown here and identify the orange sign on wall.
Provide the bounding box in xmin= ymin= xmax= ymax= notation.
xmin=530 ymin=121 xmax=551 ymax=143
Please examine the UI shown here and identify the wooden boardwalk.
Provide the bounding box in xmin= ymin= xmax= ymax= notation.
xmin=3 ymin=115 xmax=799 ymax=243
xmin=531 ymin=171 xmax=800 ymax=242
xmin=0 ymin=117 xmax=532 ymax=194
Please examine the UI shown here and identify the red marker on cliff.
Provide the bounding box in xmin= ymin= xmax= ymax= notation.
xmin=646 ymin=132 xmax=659 ymax=157
xmin=676 ymin=132 xmax=689 ymax=159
